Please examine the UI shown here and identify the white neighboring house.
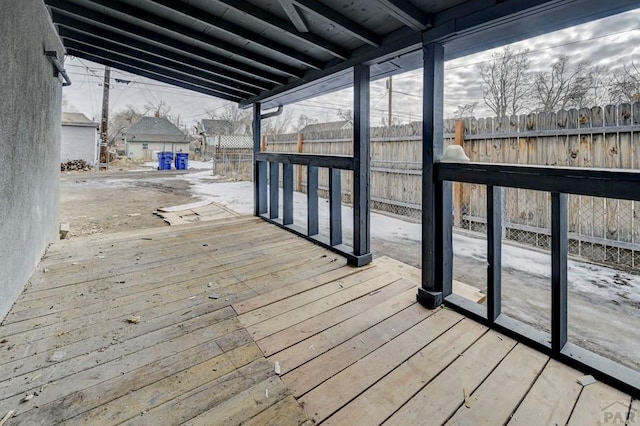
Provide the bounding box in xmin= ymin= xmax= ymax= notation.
xmin=124 ymin=116 xmax=190 ymax=161
xmin=61 ymin=112 xmax=99 ymax=165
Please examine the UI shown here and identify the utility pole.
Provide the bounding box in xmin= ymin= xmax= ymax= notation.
xmin=387 ymin=76 xmax=393 ymax=129
xmin=99 ymin=66 xmax=110 ymax=169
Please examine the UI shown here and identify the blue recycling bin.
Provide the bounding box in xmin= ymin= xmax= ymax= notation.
xmin=157 ymin=152 xmax=173 ymax=170
xmin=175 ymin=152 xmax=189 ymax=170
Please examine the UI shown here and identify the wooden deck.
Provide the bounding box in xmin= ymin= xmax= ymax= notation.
xmin=0 ymin=216 xmax=635 ymax=425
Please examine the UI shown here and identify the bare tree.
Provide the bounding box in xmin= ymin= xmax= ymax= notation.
xmin=295 ymin=114 xmax=318 ymax=131
xmin=480 ymin=47 xmax=532 ymax=118
xmin=570 ymin=65 xmax=612 ymax=108
xmin=337 ymin=108 xmax=353 ymax=121
xmin=108 ymin=105 xmax=142 ymax=145
xmin=379 ymin=113 xmax=401 ymax=127
xmin=453 ymin=102 xmax=478 ymax=118
xmin=140 ymin=99 xmax=189 ymax=132
xmin=262 ymin=108 xmax=294 ymax=136
xmin=609 ymin=63 xmax=640 ymax=104
xmin=205 ymin=103 xmax=252 ymax=134
xmin=143 ymin=99 xmax=171 ymax=117
xmin=532 ymin=55 xmax=593 ymax=112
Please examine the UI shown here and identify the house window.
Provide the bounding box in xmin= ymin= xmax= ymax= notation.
xmin=142 ymin=143 xmax=148 ymax=150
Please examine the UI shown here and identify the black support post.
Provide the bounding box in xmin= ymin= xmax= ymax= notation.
xmin=283 ymin=163 xmax=294 ymax=225
xmin=551 ymin=192 xmax=568 ymax=352
xmin=269 ymin=162 xmax=279 ymax=219
xmin=353 ymin=64 xmax=371 ymax=258
xmin=417 ymin=41 xmax=449 ymax=309
xmin=253 ymin=103 xmax=267 ymax=215
xmin=487 ymin=185 xmax=503 ymax=322
xmin=329 ymin=168 xmax=342 ymax=246
xmin=307 ymin=166 xmax=319 ymax=236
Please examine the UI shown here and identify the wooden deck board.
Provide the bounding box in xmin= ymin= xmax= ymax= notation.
xmin=445 ymin=343 xmax=549 ymax=425
xmin=323 ymin=320 xmax=488 ymax=425
xmin=567 ymin=381 xmax=632 ymax=426
xmin=271 ymin=287 xmax=417 ymax=376
xmin=0 ymin=216 xmax=632 ymax=425
xmin=386 ymin=329 xmax=517 ymax=425
xmin=299 ymin=309 xmax=465 ymax=422
xmin=507 ymin=359 xmax=583 ymax=425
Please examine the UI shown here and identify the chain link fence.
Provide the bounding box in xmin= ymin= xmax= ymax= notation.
xmin=207 ymin=135 xmax=253 ymax=181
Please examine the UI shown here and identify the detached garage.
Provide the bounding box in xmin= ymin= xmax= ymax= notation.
xmin=60 ymin=112 xmax=98 ymax=166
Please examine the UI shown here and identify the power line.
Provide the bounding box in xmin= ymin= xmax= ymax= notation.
xmin=65 ymin=70 xmax=217 ymax=99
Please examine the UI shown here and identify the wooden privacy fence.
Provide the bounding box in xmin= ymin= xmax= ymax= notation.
xmin=216 ymin=101 xmax=640 ymax=269
xmin=266 ymin=123 xmax=423 ymax=213
xmin=448 ymin=102 xmax=640 ymax=268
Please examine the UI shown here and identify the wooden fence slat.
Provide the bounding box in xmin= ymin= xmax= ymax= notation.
xmin=590 ymin=106 xmax=606 ymax=262
xmin=568 ymin=109 xmax=580 ymax=237
xmin=604 ymin=105 xmax=620 ymax=263
xmin=618 ymin=103 xmax=633 ymax=245
xmin=506 ymin=115 xmax=519 ymax=235
xmin=526 ymin=113 xmax=540 ymax=233
xmin=578 ymin=108 xmax=594 ymax=256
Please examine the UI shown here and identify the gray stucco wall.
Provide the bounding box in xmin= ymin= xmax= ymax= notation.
xmin=0 ymin=1 xmax=64 ymax=321
xmin=61 ymin=125 xmax=98 ymax=165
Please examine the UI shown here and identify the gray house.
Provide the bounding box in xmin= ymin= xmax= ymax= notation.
xmin=124 ymin=116 xmax=190 ymax=160
xmin=60 ymin=112 xmax=99 ymax=165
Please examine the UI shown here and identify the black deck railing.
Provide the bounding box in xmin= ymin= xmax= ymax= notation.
xmin=254 ymin=152 xmax=372 ymax=266
xmin=431 ymin=162 xmax=640 ymax=396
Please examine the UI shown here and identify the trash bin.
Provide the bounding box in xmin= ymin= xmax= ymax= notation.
xmin=175 ymin=152 xmax=189 ymax=170
xmin=157 ymin=152 xmax=173 ymax=170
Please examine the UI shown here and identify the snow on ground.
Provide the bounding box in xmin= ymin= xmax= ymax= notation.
xmin=138 ymin=159 xmax=213 ymax=170
xmin=183 ymin=171 xmax=640 ymax=305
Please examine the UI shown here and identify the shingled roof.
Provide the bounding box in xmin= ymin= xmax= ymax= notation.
xmin=62 ymin=112 xmax=98 ymax=127
xmin=299 ymin=120 xmax=352 ymax=134
xmin=124 ymin=116 xmax=189 ymax=143
xmin=200 ymin=119 xmax=247 ymax=136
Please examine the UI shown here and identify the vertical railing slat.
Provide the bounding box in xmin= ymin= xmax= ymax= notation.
xmin=436 ymin=179 xmax=453 ymax=296
xmin=308 ymin=166 xmax=319 ymax=236
xmin=269 ymin=162 xmax=279 ymax=219
xmin=551 ymin=192 xmax=568 ymax=351
xmin=253 ymin=103 xmax=267 ymax=215
xmin=329 ymin=168 xmax=342 ymax=246
xmin=283 ymin=163 xmax=293 ymax=225
xmin=487 ymin=185 xmax=503 ymax=322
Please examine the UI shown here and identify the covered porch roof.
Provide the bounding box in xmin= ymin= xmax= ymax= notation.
xmin=46 ymin=0 xmax=638 ymax=109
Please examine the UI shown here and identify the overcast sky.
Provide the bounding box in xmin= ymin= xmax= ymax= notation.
xmin=63 ymin=7 xmax=640 ymax=132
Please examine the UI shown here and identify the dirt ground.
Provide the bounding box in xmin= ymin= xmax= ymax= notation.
xmin=59 ymin=169 xmax=194 ymax=238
